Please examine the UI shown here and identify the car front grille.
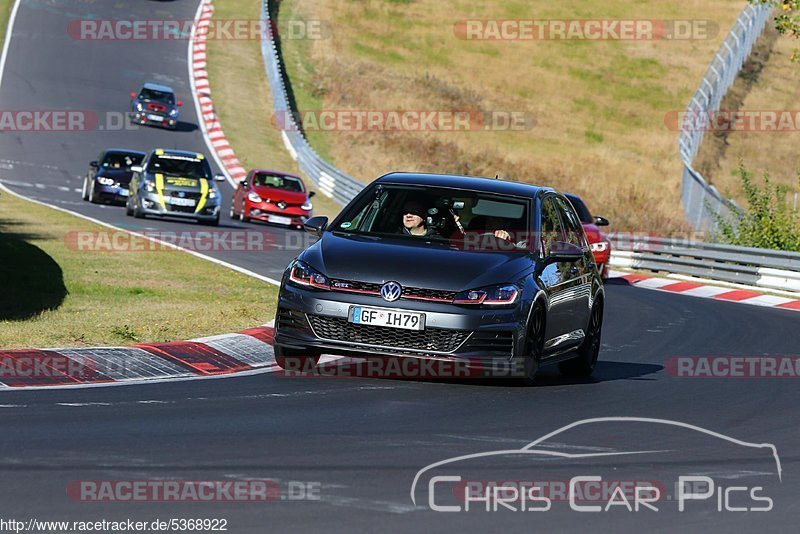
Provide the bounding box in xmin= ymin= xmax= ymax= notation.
xmin=328 ymin=279 xmax=456 ymax=303
xmin=307 ymin=314 xmax=470 ymax=353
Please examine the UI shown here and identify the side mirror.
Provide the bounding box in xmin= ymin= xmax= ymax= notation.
xmin=130 ymin=92 xmax=137 ymax=99
xmin=214 ymin=173 xmax=226 ymax=182
xmin=309 ymin=191 xmax=316 ymax=198
xmin=544 ymin=242 xmax=584 ymax=264
xmin=177 ymin=100 xmax=183 ymax=107
xmin=130 ymin=165 xmax=143 ymax=173
xmin=89 ymin=160 xmax=99 ymax=168
xmin=594 ymin=215 xmax=610 ymax=227
xmin=241 ymin=181 xmax=249 ymax=189
xmin=304 ymin=216 xmax=328 ymax=237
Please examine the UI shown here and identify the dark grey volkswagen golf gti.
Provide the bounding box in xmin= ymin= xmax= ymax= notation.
xmin=273 ymin=172 xmax=604 ymax=384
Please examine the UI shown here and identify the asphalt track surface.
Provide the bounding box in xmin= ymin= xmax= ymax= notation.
xmin=1 ymin=1 xmax=799 ymax=532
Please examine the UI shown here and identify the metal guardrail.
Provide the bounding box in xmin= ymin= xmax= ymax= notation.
xmin=679 ymin=2 xmax=773 ymax=230
xmin=609 ymin=237 xmax=800 ymax=293
xmin=260 ymin=0 xmax=364 ymax=206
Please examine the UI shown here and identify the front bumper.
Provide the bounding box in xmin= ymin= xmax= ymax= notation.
xmin=138 ymin=192 xmax=220 ymax=221
xmin=93 ymin=184 xmax=129 ymax=203
xmin=274 ymin=282 xmax=529 ymax=368
xmin=132 ymin=111 xmax=177 ymax=129
xmin=244 ymin=201 xmax=310 ymax=227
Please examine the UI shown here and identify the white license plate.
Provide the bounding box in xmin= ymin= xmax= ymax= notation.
xmin=349 ymin=306 xmax=425 ymax=331
xmin=169 ymin=197 xmax=196 ymax=207
xmin=147 ymin=114 xmax=164 ymax=121
xmin=268 ymin=215 xmax=292 ymax=225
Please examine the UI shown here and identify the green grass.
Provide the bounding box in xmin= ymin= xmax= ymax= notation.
xmin=0 ymin=190 xmax=279 ymax=349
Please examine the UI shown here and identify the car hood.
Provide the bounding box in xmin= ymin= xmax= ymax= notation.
xmin=300 ymin=232 xmax=533 ymax=291
xmin=251 ymin=186 xmax=308 ymax=204
xmin=97 ymin=169 xmax=134 ymax=184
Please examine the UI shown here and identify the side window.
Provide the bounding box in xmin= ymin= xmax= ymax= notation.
xmin=555 ymin=197 xmax=586 ymax=248
xmin=540 ymin=197 xmax=565 ymax=256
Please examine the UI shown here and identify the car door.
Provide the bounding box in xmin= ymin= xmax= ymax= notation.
xmin=537 ymin=195 xmax=581 ymax=355
xmin=554 ymin=195 xmax=592 ymax=333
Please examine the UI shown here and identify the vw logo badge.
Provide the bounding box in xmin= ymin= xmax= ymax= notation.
xmin=277 ymin=201 xmax=287 ymax=210
xmin=380 ymin=281 xmax=402 ymax=302
xmin=178 ymin=191 xmax=186 ymax=198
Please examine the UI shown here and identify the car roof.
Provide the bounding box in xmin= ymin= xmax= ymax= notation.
xmin=104 ymin=149 xmax=147 ymax=156
xmin=150 ymin=148 xmax=206 ymax=159
xmin=142 ymin=82 xmax=174 ymax=93
xmin=375 ymin=172 xmax=554 ymax=198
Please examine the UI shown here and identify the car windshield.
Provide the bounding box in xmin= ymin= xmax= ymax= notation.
xmin=332 ymin=184 xmax=531 ymax=252
xmin=139 ymin=88 xmax=175 ymax=105
xmin=565 ymin=194 xmax=593 ymax=224
xmin=148 ymin=154 xmax=211 ymax=180
xmin=252 ymin=172 xmax=304 ymax=192
xmin=102 ymin=152 xmax=143 ymax=170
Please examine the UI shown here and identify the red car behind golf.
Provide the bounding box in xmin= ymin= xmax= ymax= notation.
xmin=565 ymin=193 xmax=611 ymax=280
xmin=230 ymin=170 xmax=315 ymax=229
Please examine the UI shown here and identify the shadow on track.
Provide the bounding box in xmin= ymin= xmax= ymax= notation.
xmin=0 ymin=214 xmax=67 ymax=320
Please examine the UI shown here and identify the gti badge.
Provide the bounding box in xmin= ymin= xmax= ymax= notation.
xmin=380 ymin=281 xmax=402 ymax=302
xmin=277 ymin=201 xmax=287 ymax=210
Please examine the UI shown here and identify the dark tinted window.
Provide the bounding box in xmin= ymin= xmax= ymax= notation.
xmin=565 ymin=194 xmax=593 ymax=224
xmin=102 ymin=152 xmax=144 ymax=170
xmin=148 ymin=154 xmax=211 ymax=180
xmin=252 ymin=173 xmax=304 ymax=192
xmin=540 ymin=197 xmax=565 ymax=256
xmin=139 ymin=88 xmax=175 ymax=105
xmin=555 ymin=196 xmax=586 ymax=248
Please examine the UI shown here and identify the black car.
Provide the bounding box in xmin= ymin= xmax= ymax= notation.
xmin=81 ymin=149 xmax=146 ymax=204
xmin=130 ymin=82 xmax=182 ymax=130
xmin=273 ymin=172 xmax=605 ymax=385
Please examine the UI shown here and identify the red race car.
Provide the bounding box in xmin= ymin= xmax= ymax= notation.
xmin=565 ymin=193 xmax=611 ymax=280
xmin=230 ymin=170 xmax=315 ymax=229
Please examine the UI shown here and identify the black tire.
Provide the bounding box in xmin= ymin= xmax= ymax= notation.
xmin=241 ymin=212 xmax=250 ymax=223
xmin=81 ymin=177 xmax=89 ymax=201
xmin=202 ymin=216 xmax=220 ymax=227
xmin=125 ymin=197 xmax=133 ymax=216
xmin=559 ymin=300 xmax=603 ymax=377
xmin=87 ymin=181 xmax=96 ymax=204
xmin=133 ymin=197 xmax=145 ymax=219
xmin=519 ymin=303 xmax=545 ymax=386
xmin=229 ymin=205 xmax=239 ymax=220
xmin=274 ymin=345 xmax=321 ymax=373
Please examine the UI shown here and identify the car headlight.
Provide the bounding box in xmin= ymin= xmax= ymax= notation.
xmin=169 ymin=108 xmax=178 ymax=117
xmin=301 ymin=201 xmax=313 ymax=211
xmin=590 ymin=241 xmax=610 ymax=253
xmin=136 ymin=103 xmax=143 ymax=112
xmin=208 ymin=188 xmax=218 ymax=199
xmin=144 ymin=181 xmax=156 ymax=193
xmin=454 ymin=284 xmax=519 ymax=306
xmin=248 ymin=192 xmax=263 ymax=203
xmin=288 ymin=261 xmax=330 ymax=290
xmin=97 ymin=177 xmax=115 ymax=186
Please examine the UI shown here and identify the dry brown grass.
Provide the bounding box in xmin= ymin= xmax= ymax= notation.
xmin=697 ymin=23 xmax=800 ymax=204
xmin=278 ymin=0 xmax=756 ymax=232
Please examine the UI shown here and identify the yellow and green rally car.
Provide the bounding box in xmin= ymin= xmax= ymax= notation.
xmin=126 ymin=149 xmax=225 ymax=225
